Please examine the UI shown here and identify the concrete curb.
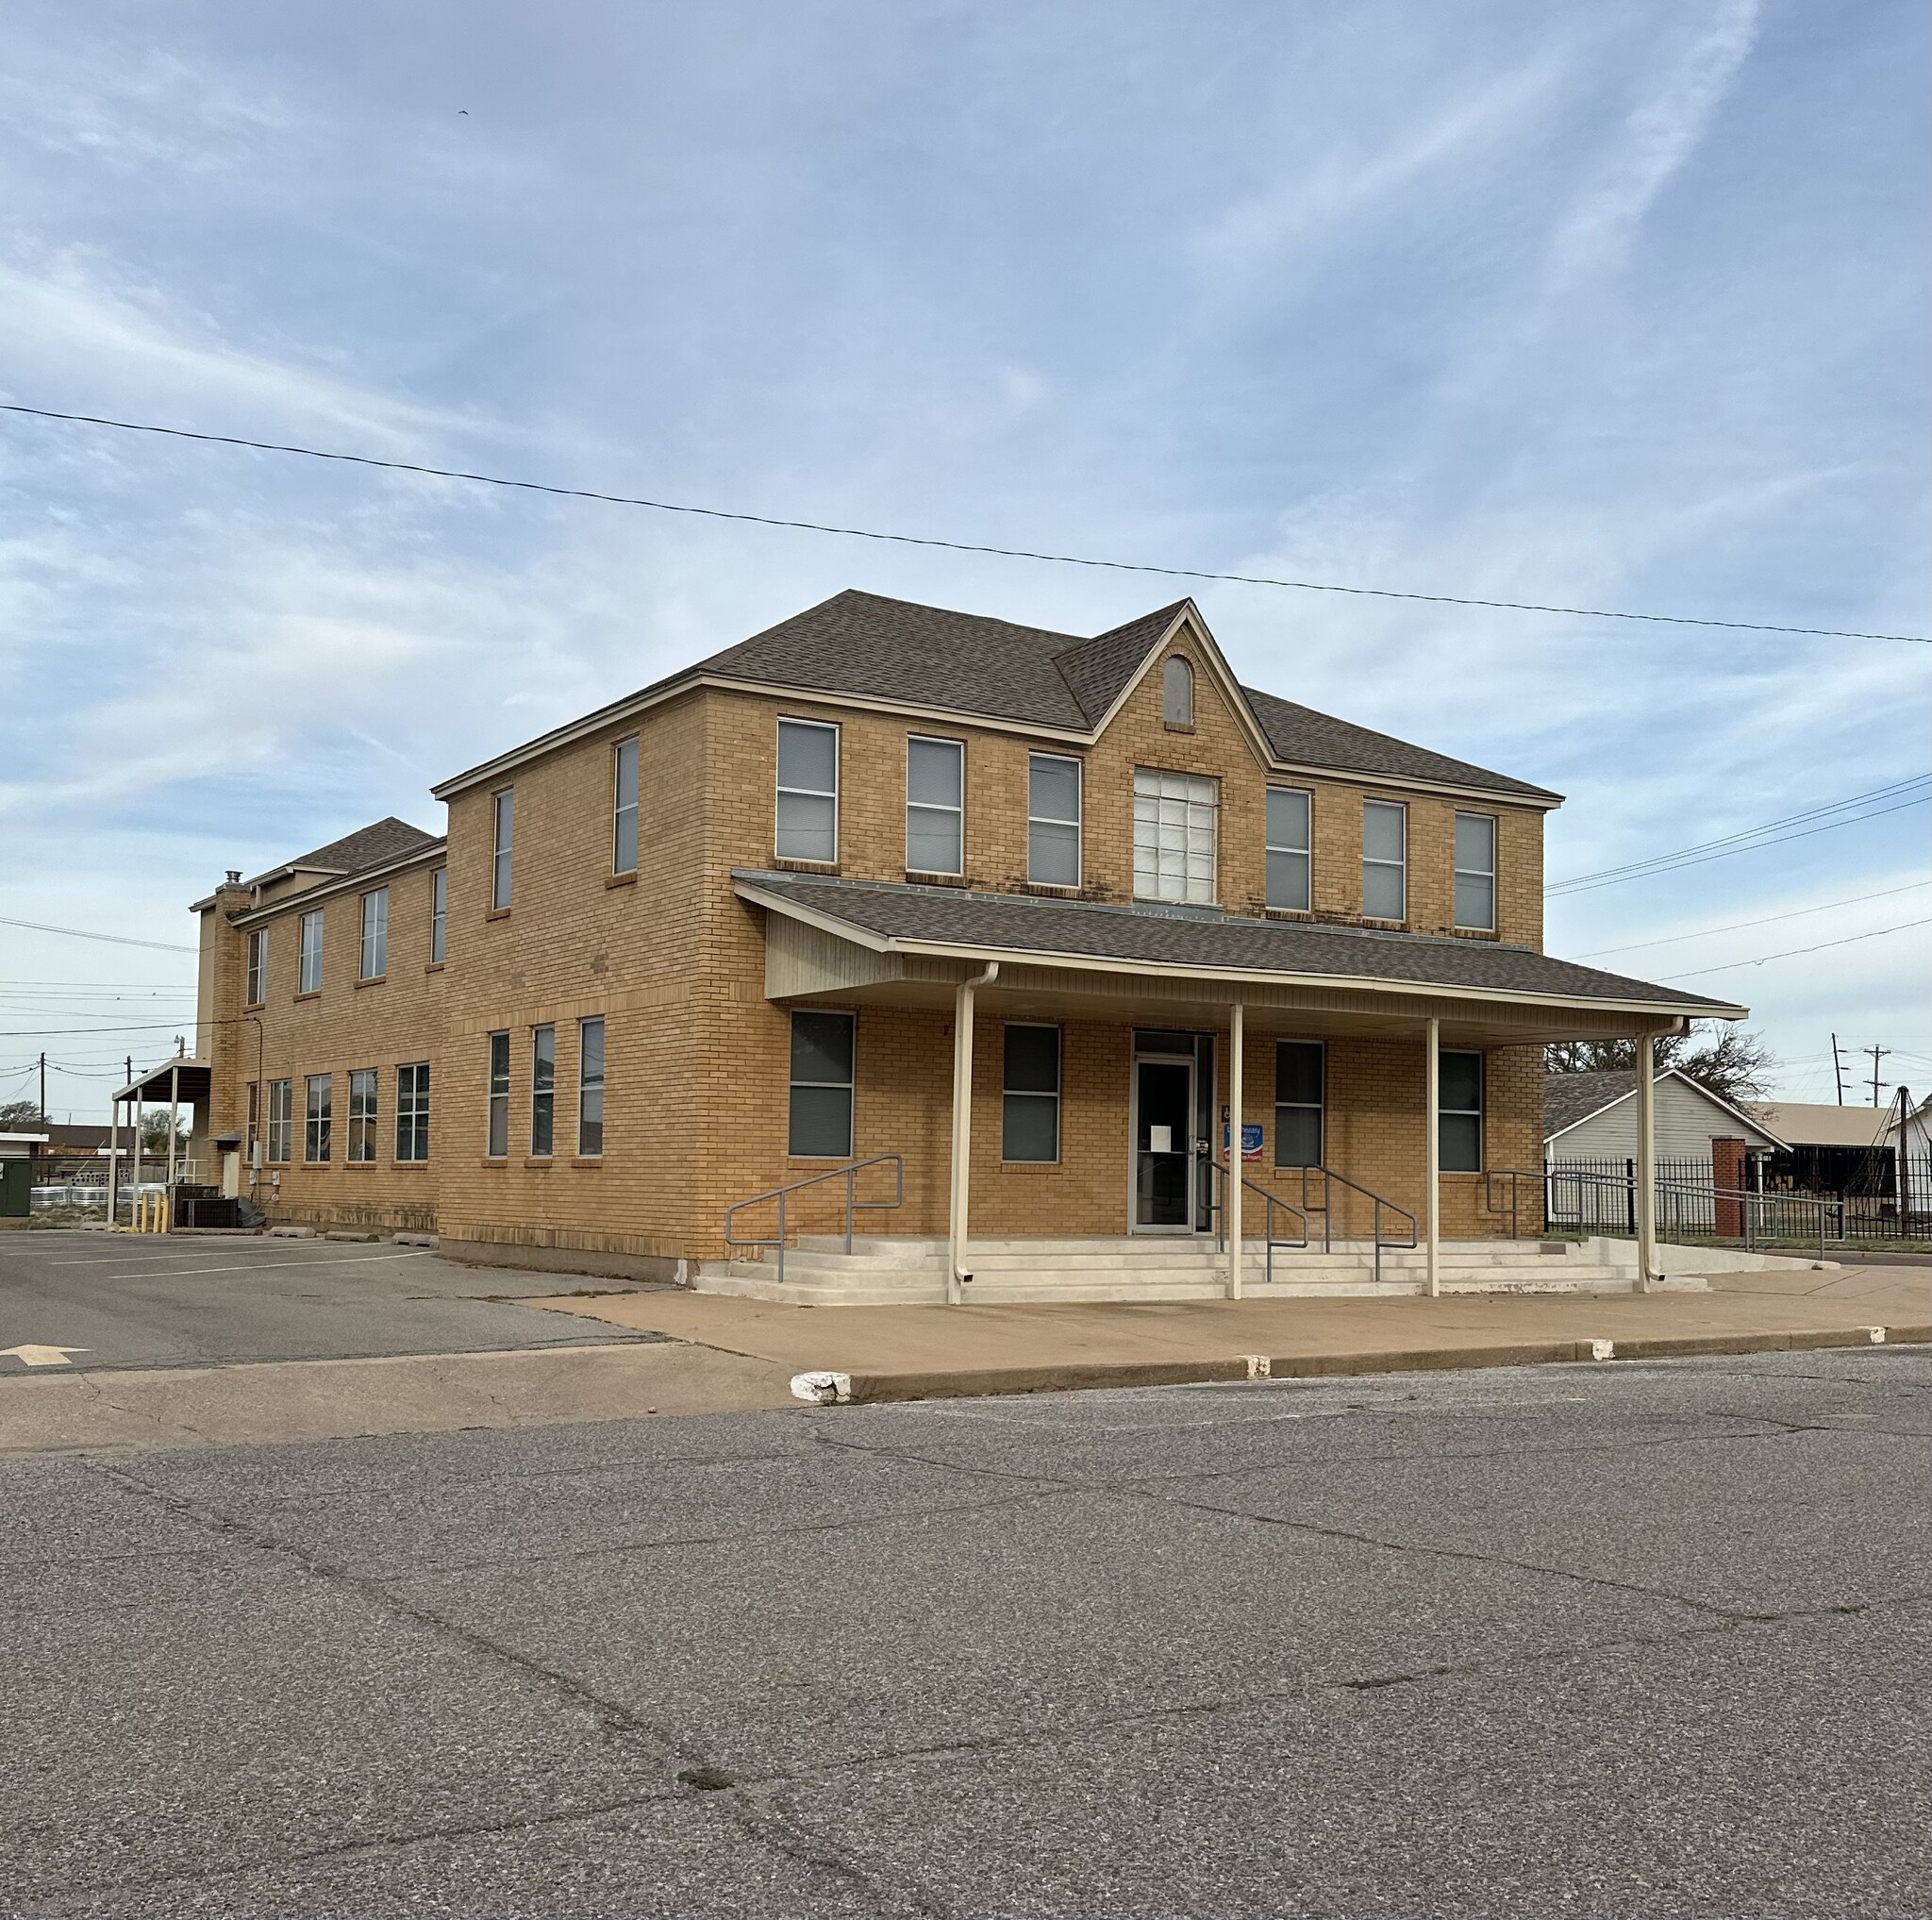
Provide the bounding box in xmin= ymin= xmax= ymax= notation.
xmin=808 ymin=1324 xmax=1932 ymax=1405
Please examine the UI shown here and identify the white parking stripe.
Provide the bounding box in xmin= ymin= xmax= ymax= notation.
xmin=89 ymin=1251 xmax=435 ymax=1280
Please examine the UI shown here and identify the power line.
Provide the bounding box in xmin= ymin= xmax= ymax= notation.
xmin=0 ymin=1019 xmax=196 ymax=1038
xmin=4 ymin=400 xmax=1926 ymax=645
xmin=1572 ymin=879 xmax=1932 ymax=959
xmin=1547 ymin=780 xmax=1931 ymax=895
xmin=1661 ymin=916 xmax=1932 ymax=980
xmin=0 ymin=913 xmax=196 ymax=953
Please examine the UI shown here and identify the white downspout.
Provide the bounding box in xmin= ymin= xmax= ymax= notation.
xmin=1424 ymin=1017 xmax=1441 ymax=1298
xmin=108 ymin=1098 xmax=120 ymax=1229
xmin=1636 ymin=1030 xmax=1658 ymax=1293
xmin=948 ymin=960 xmax=999 ymax=1304
xmin=168 ymin=1060 xmax=181 ymax=1190
xmin=1226 ymin=999 xmax=1244 ymax=1299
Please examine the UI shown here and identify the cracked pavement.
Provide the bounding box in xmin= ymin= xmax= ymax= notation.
xmin=2 ymin=1350 xmax=1926 ymax=1917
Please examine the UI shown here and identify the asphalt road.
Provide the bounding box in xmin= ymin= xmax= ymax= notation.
xmin=4 ymin=1349 xmax=1925 ymax=1917
xmin=0 ymin=1229 xmax=658 ymax=1372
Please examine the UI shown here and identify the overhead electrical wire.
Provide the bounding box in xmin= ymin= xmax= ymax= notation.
xmin=1661 ymin=916 xmax=1932 ymax=980
xmin=0 ymin=913 xmax=196 ymax=952
xmin=1572 ymin=879 xmax=1932 ymax=959
xmin=3 ymin=401 xmax=1925 ymax=644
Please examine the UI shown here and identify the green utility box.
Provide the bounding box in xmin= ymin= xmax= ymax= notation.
xmin=0 ymin=1159 xmax=31 ymax=1218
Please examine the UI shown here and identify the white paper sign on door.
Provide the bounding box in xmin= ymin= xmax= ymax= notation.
xmin=1149 ymin=1125 xmax=1173 ymax=1154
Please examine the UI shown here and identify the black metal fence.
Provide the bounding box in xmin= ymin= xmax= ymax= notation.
xmin=1546 ymin=1155 xmax=1932 ymax=1245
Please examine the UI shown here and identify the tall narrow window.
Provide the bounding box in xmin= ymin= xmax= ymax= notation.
xmin=1274 ymin=1042 xmax=1324 ymax=1168
xmin=775 ymin=719 xmax=838 ymax=862
xmin=1439 ymin=1052 xmax=1483 ymax=1172
xmin=1361 ymin=800 xmax=1407 ymax=921
xmin=1027 ymin=753 xmax=1081 ymax=887
xmin=347 ymin=1068 xmax=378 ymax=1162
xmin=1455 ymin=812 xmax=1497 ymax=932
xmin=246 ymin=1081 xmax=259 ymax=1160
xmin=530 ymin=1025 xmax=556 ymax=1157
xmin=430 ymin=867 xmax=447 ymax=963
xmin=1002 ymin=1024 xmax=1060 ymax=1162
xmin=906 ymin=736 xmax=964 ymax=876
xmin=1162 ymin=655 xmax=1193 ymax=725
xmin=1265 ymin=788 xmax=1312 ymax=912
xmin=358 ymin=888 xmax=389 ymax=980
xmin=612 ymin=737 xmax=640 ymax=876
xmin=304 ymin=1074 xmax=332 ymax=1163
xmin=577 ymin=1017 xmax=606 ymax=1156
xmin=1133 ymin=768 xmax=1218 ymax=905
xmin=487 ymin=1032 xmax=510 ymax=1158
xmin=491 ymin=790 xmax=514 ymax=910
xmin=267 ymin=1078 xmax=292 ymax=1163
xmin=245 ymin=929 xmax=267 ymax=1006
xmin=298 ymin=909 xmax=325 ymax=993
xmin=788 ymin=1010 xmax=854 ymax=1159
xmin=396 ymin=1062 xmax=430 ymax=1162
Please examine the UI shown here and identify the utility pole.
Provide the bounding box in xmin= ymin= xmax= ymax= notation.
xmin=38 ymin=1052 xmax=46 ymax=1127
xmin=1866 ymin=1045 xmax=1891 ymax=1108
xmin=1831 ymin=1034 xmax=1846 ymax=1105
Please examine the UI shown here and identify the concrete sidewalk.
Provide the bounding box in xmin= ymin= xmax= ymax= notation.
xmin=527 ymin=1264 xmax=1932 ymax=1401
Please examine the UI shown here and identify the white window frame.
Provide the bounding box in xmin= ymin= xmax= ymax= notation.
xmin=491 ymin=789 xmax=514 ymax=910
xmin=905 ymin=735 xmax=965 ymax=877
xmin=304 ymin=1073 xmax=332 ymax=1164
xmin=266 ymin=1078 xmax=291 ymax=1164
xmin=531 ymin=1024 xmax=556 ymax=1158
xmin=1026 ymin=752 xmax=1083 ymax=889
xmin=1001 ymin=1023 xmax=1061 ymax=1164
xmin=775 ymin=718 xmax=840 ymax=864
xmin=1454 ymin=811 xmax=1498 ymax=932
xmin=358 ymin=888 xmax=389 ymax=981
xmin=1273 ymin=1041 xmax=1324 ymax=1169
xmin=1361 ymin=799 xmax=1407 ymax=923
xmin=430 ymin=867 xmax=447 ymax=963
xmin=245 ymin=929 xmax=266 ymax=1006
xmin=1162 ymin=655 xmax=1193 ymax=725
xmin=298 ymin=909 xmax=324 ymax=994
xmin=612 ymin=737 xmax=640 ymax=876
xmin=347 ymin=1067 xmax=378 ymax=1162
xmin=788 ymin=1010 xmax=856 ymax=1160
xmin=1265 ymin=787 xmax=1312 ymax=912
xmin=487 ymin=1031 xmax=510 ymax=1159
xmin=1439 ymin=1051 xmax=1484 ymax=1173
xmin=396 ymin=1061 xmax=430 ymax=1162
xmin=1133 ymin=767 xmax=1219 ymax=906
xmin=577 ymin=1017 xmax=606 ymax=1157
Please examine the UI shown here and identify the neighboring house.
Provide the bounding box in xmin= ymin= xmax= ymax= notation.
xmin=144 ymin=590 xmax=1742 ymax=1284
xmin=1884 ymin=1092 xmax=1931 ymax=1159
xmin=1543 ymin=1068 xmax=1786 ymax=1170
xmin=1740 ymin=1101 xmax=1897 ymax=1197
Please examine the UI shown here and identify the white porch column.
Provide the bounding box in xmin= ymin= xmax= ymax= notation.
xmin=1226 ymin=1000 xmax=1244 ymax=1300
xmin=1424 ymin=1017 xmax=1441 ymax=1298
xmin=131 ymin=1092 xmax=142 ymax=1210
xmin=1635 ymin=1030 xmax=1658 ymax=1293
xmin=947 ymin=961 xmax=998 ymax=1305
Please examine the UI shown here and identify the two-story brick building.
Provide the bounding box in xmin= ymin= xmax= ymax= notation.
xmin=158 ymin=590 xmax=1743 ymax=1300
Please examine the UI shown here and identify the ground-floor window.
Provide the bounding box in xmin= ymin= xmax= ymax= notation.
xmin=396 ymin=1062 xmax=430 ymax=1161
xmin=1439 ymin=1051 xmax=1483 ymax=1172
xmin=304 ymin=1074 xmax=332 ymax=1163
xmin=1274 ymin=1042 xmax=1324 ymax=1167
xmin=531 ymin=1025 xmax=556 ymax=1157
xmin=347 ymin=1069 xmax=378 ymax=1162
xmin=266 ymin=1078 xmax=291 ymax=1163
xmin=487 ymin=1032 xmax=510 ymax=1159
xmin=789 ymin=1010 xmax=855 ymax=1158
xmin=1002 ymin=1024 xmax=1060 ymax=1162
xmin=577 ymin=1018 xmax=606 ymax=1157
xmin=246 ymin=1081 xmax=259 ymax=1161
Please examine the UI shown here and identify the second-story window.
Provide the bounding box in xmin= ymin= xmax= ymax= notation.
xmin=1027 ymin=753 xmax=1081 ymax=887
xmin=775 ymin=719 xmax=838 ymax=862
xmin=1266 ymin=788 xmax=1311 ymax=911
xmin=359 ymin=888 xmax=389 ymax=980
xmin=906 ymin=736 xmax=964 ymax=876
xmin=298 ymin=909 xmax=324 ymax=993
xmin=1455 ymin=812 xmax=1497 ymax=932
xmin=430 ymin=867 xmax=446 ymax=963
xmin=244 ymin=928 xmax=267 ymax=1006
xmin=1162 ymin=656 xmax=1193 ymax=725
xmin=1361 ymin=799 xmax=1407 ymax=922
xmin=491 ymin=790 xmax=514 ymax=910
xmin=531 ymin=1024 xmax=556 ymax=1157
xmin=612 ymin=737 xmax=640 ymax=876
xmin=1134 ymin=768 xmax=1218 ymax=905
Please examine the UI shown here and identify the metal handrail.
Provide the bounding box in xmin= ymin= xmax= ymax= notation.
xmin=1296 ymin=1165 xmax=1418 ymax=1286
xmin=1542 ymin=1166 xmax=1839 ymax=1261
xmin=1482 ymin=1169 xmax=1546 ymax=1241
xmin=1206 ymin=1159 xmax=1310 ymax=1285
xmin=724 ymin=1154 xmax=905 ymax=1284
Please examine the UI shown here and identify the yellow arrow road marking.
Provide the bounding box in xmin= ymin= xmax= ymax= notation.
xmin=0 ymin=1344 xmax=90 ymax=1367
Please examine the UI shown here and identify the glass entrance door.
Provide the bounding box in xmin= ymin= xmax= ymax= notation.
xmin=1134 ymin=1057 xmax=1196 ymax=1230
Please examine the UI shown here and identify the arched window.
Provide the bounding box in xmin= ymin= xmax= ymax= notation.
xmin=1162 ymin=655 xmax=1193 ymax=725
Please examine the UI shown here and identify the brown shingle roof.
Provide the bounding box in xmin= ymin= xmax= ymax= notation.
xmin=244 ymin=817 xmax=442 ymax=891
xmin=1542 ymin=1069 xmax=1637 ymax=1139
xmin=734 ymin=871 xmax=1740 ymax=1013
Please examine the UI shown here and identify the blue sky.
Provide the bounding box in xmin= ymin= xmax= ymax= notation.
xmin=1 ymin=0 xmax=1926 ymax=1123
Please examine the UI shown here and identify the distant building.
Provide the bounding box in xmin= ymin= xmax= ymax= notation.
xmin=1544 ymin=1068 xmax=1784 ymax=1167
xmin=1741 ymin=1101 xmax=1895 ymax=1198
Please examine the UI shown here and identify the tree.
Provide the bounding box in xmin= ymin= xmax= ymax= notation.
xmin=1545 ymin=1024 xmax=1776 ymax=1108
xmin=0 ymin=1098 xmax=44 ymax=1129
xmin=139 ymin=1111 xmax=192 ymax=1156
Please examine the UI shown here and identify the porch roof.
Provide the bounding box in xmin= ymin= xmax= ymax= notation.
xmin=733 ymin=870 xmax=1747 ymax=1024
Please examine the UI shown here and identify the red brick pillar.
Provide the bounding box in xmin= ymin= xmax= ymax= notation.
xmin=1711 ymin=1137 xmax=1746 ymax=1238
